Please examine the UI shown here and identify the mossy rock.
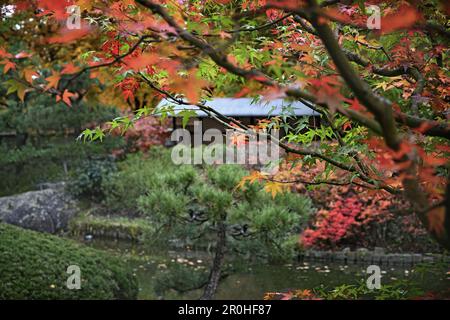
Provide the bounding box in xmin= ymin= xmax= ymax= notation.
xmin=0 ymin=223 xmax=138 ymax=299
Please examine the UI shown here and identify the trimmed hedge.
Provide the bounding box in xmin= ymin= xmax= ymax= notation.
xmin=0 ymin=223 xmax=138 ymax=299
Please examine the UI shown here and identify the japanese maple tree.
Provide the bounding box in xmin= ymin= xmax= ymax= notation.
xmin=1 ymin=0 xmax=449 ymax=295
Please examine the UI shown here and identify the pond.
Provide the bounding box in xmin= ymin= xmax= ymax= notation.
xmin=78 ymin=238 xmax=449 ymax=300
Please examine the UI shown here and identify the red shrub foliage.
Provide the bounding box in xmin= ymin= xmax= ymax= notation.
xmin=272 ymin=160 xmax=439 ymax=251
xmin=121 ymin=116 xmax=169 ymax=153
xmin=298 ymin=184 xmax=440 ymax=252
xmin=301 ymin=193 xmax=390 ymax=249
xmin=108 ymin=115 xmax=170 ymax=157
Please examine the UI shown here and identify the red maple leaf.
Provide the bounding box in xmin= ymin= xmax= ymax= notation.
xmin=381 ymin=5 xmax=422 ymax=34
xmin=309 ymin=76 xmax=344 ymax=112
xmin=47 ymin=23 xmax=91 ymax=44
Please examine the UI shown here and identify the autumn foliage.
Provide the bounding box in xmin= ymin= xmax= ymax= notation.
xmin=0 ymin=0 xmax=449 ymax=249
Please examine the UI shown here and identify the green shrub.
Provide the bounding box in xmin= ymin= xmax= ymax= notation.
xmin=206 ymin=164 xmax=247 ymax=190
xmin=0 ymin=139 xmax=124 ymax=197
xmin=70 ymin=158 xmax=117 ymax=200
xmin=101 ymin=148 xmax=176 ymax=212
xmin=0 ymin=71 xmax=124 ymax=197
xmin=137 ymin=189 xmax=190 ymax=223
xmin=0 ymin=223 xmax=138 ymax=299
xmin=99 ymin=148 xmax=315 ymax=259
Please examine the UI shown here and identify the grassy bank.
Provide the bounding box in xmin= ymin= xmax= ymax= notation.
xmin=69 ymin=213 xmax=155 ymax=242
xmin=0 ymin=223 xmax=138 ymax=299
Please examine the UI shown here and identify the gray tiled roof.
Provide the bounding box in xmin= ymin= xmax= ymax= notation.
xmin=155 ymin=98 xmax=318 ymax=117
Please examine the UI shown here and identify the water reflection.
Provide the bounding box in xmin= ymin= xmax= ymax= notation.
xmin=77 ymin=237 xmax=449 ymax=300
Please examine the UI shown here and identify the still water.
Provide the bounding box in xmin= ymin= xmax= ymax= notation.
xmin=80 ymin=238 xmax=449 ymax=300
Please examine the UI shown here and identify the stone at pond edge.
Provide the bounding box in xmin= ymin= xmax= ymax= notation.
xmin=0 ymin=182 xmax=79 ymax=234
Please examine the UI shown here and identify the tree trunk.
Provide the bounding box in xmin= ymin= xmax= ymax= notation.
xmin=200 ymin=214 xmax=227 ymax=300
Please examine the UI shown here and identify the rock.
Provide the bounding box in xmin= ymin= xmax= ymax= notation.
xmin=316 ymin=251 xmax=327 ymax=260
xmin=402 ymin=254 xmax=413 ymax=265
xmin=392 ymin=254 xmax=403 ymax=265
xmin=356 ymin=248 xmax=369 ymax=255
xmin=412 ymin=254 xmax=422 ymax=264
xmin=0 ymin=183 xmax=79 ymax=234
xmin=335 ymin=252 xmax=346 ymax=262
xmin=311 ymin=250 xmax=321 ymax=259
xmin=356 ymin=248 xmax=369 ymax=261
xmin=387 ymin=254 xmax=395 ymax=265
xmin=373 ymin=247 xmax=385 ymax=255
xmin=362 ymin=253 xmax=373 ymax=263
xmin=346 ymin=252 xmax=356 ymax=264
xmin=372 ymin=254 xmax=382 ymax=264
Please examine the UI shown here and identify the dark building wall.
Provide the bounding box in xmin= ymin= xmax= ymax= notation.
xmin=169 ymin=115 xmax=321 ymax=146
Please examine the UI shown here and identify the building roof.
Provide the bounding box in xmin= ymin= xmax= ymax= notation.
xmin=155 ymin=98 xmax=319 ymax=118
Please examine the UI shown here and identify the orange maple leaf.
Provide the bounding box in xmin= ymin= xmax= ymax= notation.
xmin=171 ymin=71 xmax=209 ymax=103
xmin=125 ymin=53 xmax=159 ymax=71
xmin=0 ymin=47 xmax=12 ymax=59
xmin=264 ymin=181 xmax=288 ymax=198
xmin=44 ymin=71 xmax=61 ymax=91
xmin=56 ymin=90 xmax=76 ymax=107
xmin=1 ymin=60 xmax=16 ymax=73
xmin=235 ymin=171 xmax=264 ymax=190
xmin=23 ymin=68 xmax=39 ymax=83
xmin=61 ymin=63 xmax=80 ymax=75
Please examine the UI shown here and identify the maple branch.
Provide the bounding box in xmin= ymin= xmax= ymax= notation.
xmin=136 ymin=0 xmax=390 ymax=141
xmin=342 ymin=49 xmax=400 ymax=76
xmin=220 ymin=13 xmax=293 ymax=35
xmin=134 ymin=0 xmax=405 ymax=193
xmin=341 ymin=52 xmax=449 ymax=140
xmin=393 ymin=112 xmax=450 ymax=140
xmin=355 ymin=40 xmax=391 ymax=61
xmin=306 ymin=0 xmax=401 ymax=151
xmin=307 ymin=6 xmax=450 ymax=41
xmin=287 ymin=19 xmax=439 ymax=132
xmin=139 ymin=74 xmax=400 ymax=194
xmin=422 ymin=22 xmax=450 ymax=40
xmin=62 ymin=34 xmax=159 ymax=90
xmin=285 ymin=88 xmax=383 ymax=135
xmin=299 ymin=98 xmax=371 ymax=177
xmin=303 ymin=0 xmax=450 ymax=249
xmin=136 ymin=0 xmax=274 ymax=86
xmin=408 ymin=67 xmax=426 ymax=97
xmin=291 ymin=16 xmax=449 ymax=140
xmin=293 ymin=15 xmax=316 ymax=34
xmin=265 ymin=176 xmax=375 ymax=189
